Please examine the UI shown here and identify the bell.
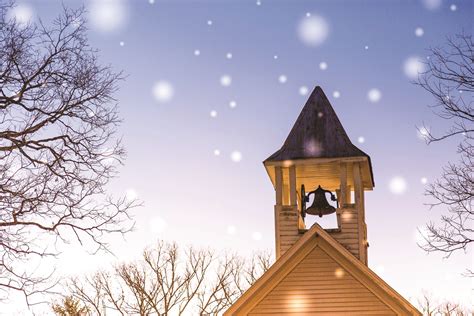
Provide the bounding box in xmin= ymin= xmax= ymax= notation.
xmin=301 ymin=185 xmax=337 ymax=218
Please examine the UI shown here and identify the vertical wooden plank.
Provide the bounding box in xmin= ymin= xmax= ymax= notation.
xmin=346 ymin=185 xmax=352 ymax=204
xmin=274 ymin=166 xmax=283 ymax=259
xmin=353 ymin=162 xmax=362 ymax=208
xmin=339 ymin=162 xmax=348 ymax=206
xmin=275 ymin=166 xmax=283 ymax=206
xmin=282 ymin=184 xmax=289 ymax=206
xmin=353 ymin=162 xmax=367 ymax=265
xmin=289 ymin=165 xmax=297 ymax=206
xmin=274 ymin=206 xmax=280 ymax=259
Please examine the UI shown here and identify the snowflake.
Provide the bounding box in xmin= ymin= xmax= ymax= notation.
xmin=421 ymin=0 xmax=442 ymax=10
xmin=7 ymin=4 xmax=34 ymax=28
xmin=230 ymin=151 xmax=242 ymax=162
xmin=278 ymin=75 xmax=288 ymax=83
xmin=367 ymin=89 xmax=382 ymax=103
xmin=403 ymin=56 xmax=426 ymax=79
xmin=319 ymin=62 xmax=328 ymax=70
xmin=89 ymin=0 xmax=128 ymax=33
xmin=299 ymin=86 xmax=309 ymax=95
xmin=252 ymin=232 xmax=262 ymax=241
xmin=389 ymin=177 xmax=407 ymax=195
xmin=415 ymin=27 xmax=424 ymax=37
xmin=152 ymin=81 xmax=174 ymax=103
xmin=227 ymin=225 xmax=237 ymax=235
xmin=297 ymin=15 xmax=329 ymax=46
xmin=220 ymin=75 xmax=232 ymax=87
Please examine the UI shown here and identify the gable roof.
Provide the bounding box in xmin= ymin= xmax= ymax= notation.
xmin=224 ymin=224 xmax=421 ymax=315
xmin=265 ymin=86 xmax=370 ymax=162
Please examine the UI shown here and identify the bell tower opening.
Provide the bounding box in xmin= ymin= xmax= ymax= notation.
xmin=300 ymin=184 xmax=339 ymax=230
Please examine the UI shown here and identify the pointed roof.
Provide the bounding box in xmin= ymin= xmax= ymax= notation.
xmin=224 ymin=224 xmax=421 ymax=315
xmin=265 ymin=86 xmax=370 ymax=162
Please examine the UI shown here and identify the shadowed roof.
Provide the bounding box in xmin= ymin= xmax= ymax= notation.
xmin=265 ymin=86 xmax=370 ymax=162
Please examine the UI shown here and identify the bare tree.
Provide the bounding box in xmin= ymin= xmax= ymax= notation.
xmin=60 ymin=241 xmax=272 ymax=315
xmin=52 ymin=296 xmax=89 ymax=316
xmin=417 ymin=292 xmax=472 ymax=316
xmin=0 ymin=2 xmax=137 ymax=304
xmin=416 ymin=32 xmax=473 ymax=275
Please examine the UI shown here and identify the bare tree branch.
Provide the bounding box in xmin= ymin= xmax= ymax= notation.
xmin=416 ymin=32 xmax=473 ymax=277
xmin=0 ymin=2 xmax=138 ymax=304
xmin=60 ymin=241 xmax=272 ymax=315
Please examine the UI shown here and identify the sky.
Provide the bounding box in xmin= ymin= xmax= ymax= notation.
xmin=4 ymin=0 xmax=473 ymax=314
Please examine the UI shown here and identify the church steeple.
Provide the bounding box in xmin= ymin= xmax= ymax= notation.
xmin=264 ymin=86 xmax=373 ymax=264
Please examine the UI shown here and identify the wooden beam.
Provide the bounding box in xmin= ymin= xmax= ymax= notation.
xmin=275 ymin=166 xmax=283 ymax=206
xmin=353 ymin=162 xmax=367 ymax=265
xmin=289 ymin=165 xmax=297 ymax=206
xmin=339 ymin=162 xmax=348 ymax=206
xmin=264 ymin=156 xmax=368 ymax=167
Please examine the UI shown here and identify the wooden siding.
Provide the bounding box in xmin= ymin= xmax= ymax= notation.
xmin=276 ymin=205 xmax=302 ymax=258
xmin=248 ymin=245 xmax=395 ymax=315
xmin=328 ymin=206 xmax=360 ymax=259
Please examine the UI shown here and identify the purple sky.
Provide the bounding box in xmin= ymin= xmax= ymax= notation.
xmin=5 ymin=0 xmax=473 ymax=313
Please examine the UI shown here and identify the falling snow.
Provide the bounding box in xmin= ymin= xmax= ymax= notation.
xmin=89 ymin=0 xmax=128 ymax=33
xmin=210 ymin=110 xmax=217 ymax=118
xmin=229 ymin=100 xmax=237 ymax=108
xmin=297 ymin=15 xmax=329 ymax=46
xmin=450 ymin=4 xmax=457 ymax=11
xmin=150 ymin=216 xmax=167 ymax=234
xmin=319 ymin=62 xmax=328 ymax=70
xmin=421 ymin=177 xmax=428 ymax=184
xmin=421 ymin=0 xmax=442 ymax=10
xmin=403 ymin=56 xmax=426 ymax=79
xmin=213 ymin=149 xmax=221 ymax=156
xmin=367 ymin=88 xmax=382 ymax=103
xmin=7 ymin=4 xmax=34 ymax=27
xmin=299 ymin=86 xmax=309 ymax=96
xmin=389 ymin=176 xmax=407 ymax=195
xmin=226 ymin=52 xmax=233 ymax=59
xmin=357 ymin=136 xmax=365 ymax=144
xmin=333 ymin=91 xmax=340 ymax=98
xmin=194 ymin=49 xmax=200 ymax=56
xmin=152 ymin=81 xmax=174 ymax=103
xmin=230 ymin=151 xmax=242 ymax=162
xmin=220 ymin=75 xmax=232 ymax=87
xmin=227 ymin=225 xmax=237 ymax=235
xmin=252 ymin=232 xmax=262 ymax=241
xmin=278 ymin=75 xmax=288 ymax=83
xmin=125 ymin=189 xmax=138 ymax=201
xmin=415 ymin=27 xmax=424 ymax=37
xmin=417 ymin=126 xmax=430 ymax=140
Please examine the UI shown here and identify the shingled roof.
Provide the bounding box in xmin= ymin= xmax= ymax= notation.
xmin=265 ymin=86 xmax=370 ymax=162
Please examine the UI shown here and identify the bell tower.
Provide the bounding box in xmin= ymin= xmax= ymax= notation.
xmin=264 ymin=86 xmax=374 ymax=265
